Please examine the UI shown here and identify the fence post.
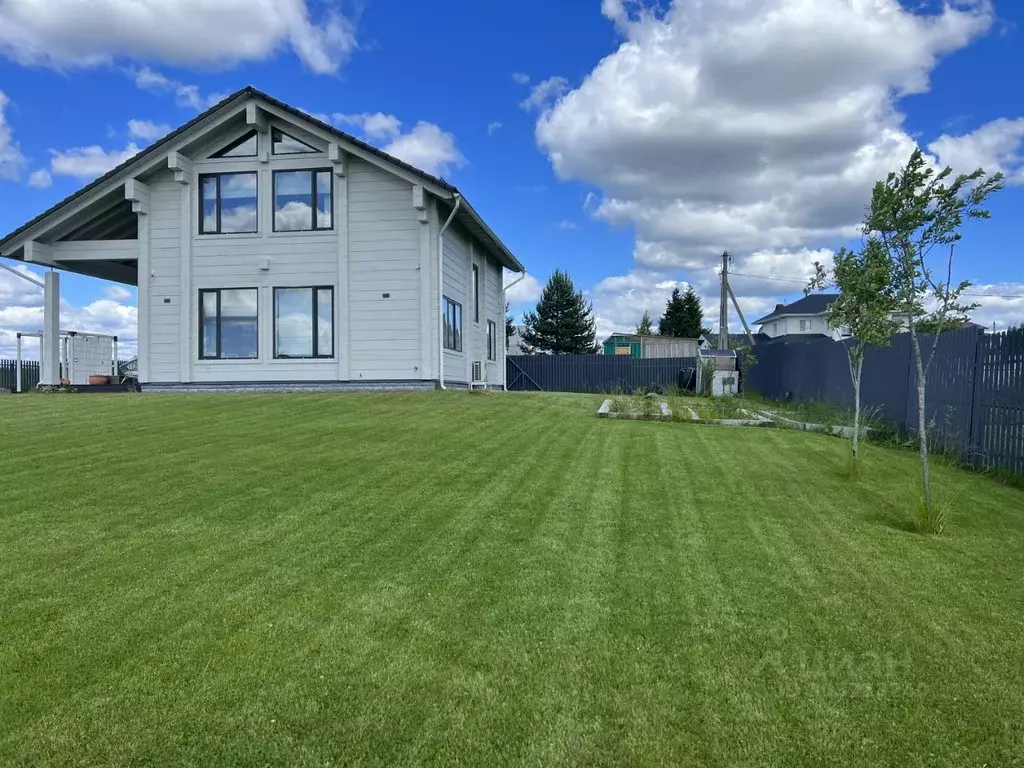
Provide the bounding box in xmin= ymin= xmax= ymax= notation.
xmin=15 ymin=334 xmax=22 ymax=393
xmin=966 ymin=331 xmax=985 ymax=463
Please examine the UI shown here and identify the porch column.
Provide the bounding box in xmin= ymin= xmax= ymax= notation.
xmin=125 ymin=179 xmax=151 ymax=383
xmin=40 ymin=271 xmax=60 ymax=386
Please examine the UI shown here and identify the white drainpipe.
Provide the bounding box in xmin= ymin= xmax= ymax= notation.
xmin=437 ymin=194 xmax=462 ymax=390
xmin=501 ymin=271 xmax=528 ymax=390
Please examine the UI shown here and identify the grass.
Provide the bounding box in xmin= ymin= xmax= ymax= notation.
xmin=743 ymin=393 xmax=867 ymax=428
xmin=2 ymin=391 xmax=1024 ymax=766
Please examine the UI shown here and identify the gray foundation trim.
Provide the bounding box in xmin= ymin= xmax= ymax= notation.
xmin=143 ymin=380 xmax=438 ymax=393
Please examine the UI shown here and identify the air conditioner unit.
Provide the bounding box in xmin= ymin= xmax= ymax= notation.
xmin=472 ymin=360 xmax=486 ymax=385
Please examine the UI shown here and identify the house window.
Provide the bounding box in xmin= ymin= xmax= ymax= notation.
xmin=443 ymin=297 xmax=462 ymax=352
xmin=772 ymin=322 xmax=778 ymax=335
xmin=800 ymin=319 xmax=810 ymax=332
xmin=274 ymin=287 xmax=334 ymax=358
xmin=199 ymin=172 xmax=258 ymax=234
xmin=211 ymin=130 xmax=258 ymax=158
xmin=199 ymin=288 xmax=258 ymax=359
xmin=487 ymin=320 xmax=497 ymax=361
xmin=271 ymin=128 xmax=317 ymax=155
xmin=472 ymin=264 xmax=480 ymax=323
xmin=273 ymin=169 xmax=333 ymax=232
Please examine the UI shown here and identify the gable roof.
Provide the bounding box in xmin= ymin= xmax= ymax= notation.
xmin=753 ymin=293 xmax=838 ymax=325
xmin=700 ymin=332 xmax=768 ymax=348
xmin=0 ymin=86 xmax=524 ymax=273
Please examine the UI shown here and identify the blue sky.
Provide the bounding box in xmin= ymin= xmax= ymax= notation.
xmin=2 ymin=0 xmax=1024 ymax=355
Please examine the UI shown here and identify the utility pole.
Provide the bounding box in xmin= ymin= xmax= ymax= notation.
xmin=719 ymin=251 xmax=730 ymax=349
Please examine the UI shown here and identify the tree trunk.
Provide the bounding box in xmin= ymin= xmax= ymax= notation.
xmin=852 ymin=356 xmax=862 ymax=461
xmin=909 ymin=322 xmax=931 ymax=512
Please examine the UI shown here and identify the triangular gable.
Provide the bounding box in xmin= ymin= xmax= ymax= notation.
xmin=0 ymin=86 xmax=525 ymax=273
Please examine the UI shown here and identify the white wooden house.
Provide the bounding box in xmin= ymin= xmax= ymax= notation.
xmin=0 ymin=86 xmax=526 ymax=391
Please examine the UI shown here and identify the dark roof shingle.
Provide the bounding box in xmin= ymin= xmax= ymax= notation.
xmin=753 ymin=293 xmax=838 ymax=325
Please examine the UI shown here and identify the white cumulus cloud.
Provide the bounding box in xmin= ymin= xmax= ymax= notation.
xmin=0 ymin=0 xmax=358 ymax=75
xmin=0 ymin=90 xmax=26 ymax=181
xmin=520 ymin=76 xmax=570 ymax=112
xmin=127 ymin=119 xmax=171 ymax=142
xmin=504 ymin=273 xmax=543 ymax=306
xmin=534 ymin=0 xmax=1006 ymax=311
xmin=334 ymin=112 xmax=402 ymax=140
xmin=929 ymin=118 xmax=1024 ymax=184
xmin=27 ymin=169 xmax=51 ymax=188
xmin=383 ymin=122 xmax=465 ymax=177
xmin=49 ymin=143 xmax=141 ymax=180
xmin=128 ymin=66 xmax=226 ymax=111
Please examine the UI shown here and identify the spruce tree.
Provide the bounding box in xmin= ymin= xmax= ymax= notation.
xmin=505 ymin=301 xmax=516 ymax=349
xmin=659 ymin=286 xmax=709 ymax=338
xmin=679 ymin=285 xmax=711 ymax=338
xmin=520 ymin=270 xmax=598 ymax=354
xmin=658 ymin=288 xmax=686 ymax=337
xmin=636 ymin=310 xmax=654 ymax=336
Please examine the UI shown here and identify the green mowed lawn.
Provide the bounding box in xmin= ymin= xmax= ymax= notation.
xmin=1 ymin=392 xmax=1023 ymax=766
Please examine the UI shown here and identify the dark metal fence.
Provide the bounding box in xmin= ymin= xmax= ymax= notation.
xmin=744 ymin=328 xmax=1024 ymax=475
xmin=507 ymin=355 xmax=698 ymax=394
xmin=0 ymin=359 xmax=40 ymax=392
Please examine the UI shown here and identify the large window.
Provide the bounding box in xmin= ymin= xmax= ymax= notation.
xmin=274 ymin=287 xmax=334 ymax=358
xmin=487 ymin=320 xmax=497 ymax=361
xmin=443 ymin=297 xmax=462 ymax=352
xmin=199 ymin=172 xmax=258 ymax=234
xmin=472 ymin=264 xmax=480 ymax=323
xmin=273 ymin=170 xmax=333 ymax=232
xmin=199 ymin=289 xmax=259 ymax=359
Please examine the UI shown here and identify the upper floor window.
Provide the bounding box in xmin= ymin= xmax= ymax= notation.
xmin=443 ymin=297 xmax=462 ymax=352
xmin=200 ymin=172 xmax=258 ymax=234
xmin=272 ymin=128 xmax=317 ymax=155
xmin=273 ymin=170 xmax=333 ymax=232
xmin=472 ymin=264 xmax=480 ymax=323
xmin=211 ymin=130 xmax=258 ymax=158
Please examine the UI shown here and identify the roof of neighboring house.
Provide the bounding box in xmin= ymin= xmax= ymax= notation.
xmin=603 ymin=334 xmax=699 ymax=344
xmin=700 ymin=333 xmax=768 ymax=348
xmin=753 ymin=293 xmax=839 ymax=325
xmin=0 ymin=85 xmax=524 ymax=273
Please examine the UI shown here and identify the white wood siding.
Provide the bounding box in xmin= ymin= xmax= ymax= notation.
xmin=485 ymin=257 xmax=503 ymax=385
xmin=441 ymin=225 xmax=471 ymax=384
xmin=148 ymin=171 xmax=182 ymax=382
xmin=346 ymin=158 xmax=425 ymax=381
xmin=187 ymin=132 xmax=341 ymax=383
xmin=119 ymin=107 xmax=516 ymax=386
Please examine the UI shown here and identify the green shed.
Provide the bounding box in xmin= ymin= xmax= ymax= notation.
xmin=603 ymin=334 xmax=642 ymax=358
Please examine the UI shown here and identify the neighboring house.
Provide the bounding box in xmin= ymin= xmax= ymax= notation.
xmin=699 ymin=332 xmax=768 ymax=349
xmin=602 ymin=334 xmax=699 ymax=358
xmin=507 ymin=325 xmax=530 ymax=355
xmin=0 ymin=87 xmax=525 ymax=391
xmin=754 ymin=294 xmax=985 ymax=341
xmin=753 ymin=294 xmax=840 ymax=339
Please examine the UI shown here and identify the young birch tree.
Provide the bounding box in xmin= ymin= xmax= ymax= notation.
xmin=808 ymin=240 xmax=900 ymax=463
xmin=862 ymin=149 xmax=1002 ymax=522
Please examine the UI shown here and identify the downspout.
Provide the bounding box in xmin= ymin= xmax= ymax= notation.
xmin=437 ymin=194 xmax=462 ymax=390
xmin=502 ymin=270 xmax=528 ymax=391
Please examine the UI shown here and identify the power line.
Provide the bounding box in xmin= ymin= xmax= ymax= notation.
xmin=729 ymin=270 xmax=1024 ymax=299
xmin=728 ymin=271 xmax=810 ymax=285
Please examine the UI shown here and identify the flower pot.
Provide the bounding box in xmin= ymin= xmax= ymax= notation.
xmin=88 ymin=375 xmax=109 ymax=385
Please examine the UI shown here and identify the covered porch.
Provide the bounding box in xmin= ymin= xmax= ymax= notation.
xmin=1 ymin=182 xmax=143 ymax=388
